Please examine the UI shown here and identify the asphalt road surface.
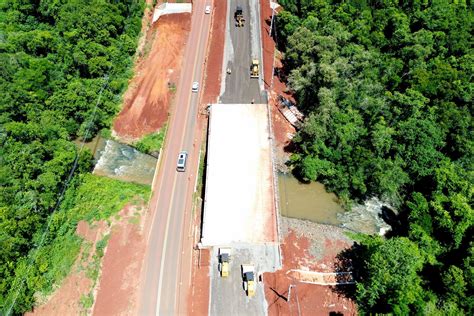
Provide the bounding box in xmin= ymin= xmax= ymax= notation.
xmin=138 ymin=1 xmax=211 ymax=315
xmin=221 ymin=0 xmax=265 ymax=104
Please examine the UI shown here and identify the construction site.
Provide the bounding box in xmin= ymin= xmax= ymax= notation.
xmin=197 ymin=0 xmax=281 ymax=313
xmin=198 ymin=0 xmax=357 ymax=315
xmin=27 ymin=1 xmax=357 ymax=315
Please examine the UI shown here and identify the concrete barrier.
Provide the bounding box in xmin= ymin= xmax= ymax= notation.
xmin=153 ymin=3 xmax=192 ymax=23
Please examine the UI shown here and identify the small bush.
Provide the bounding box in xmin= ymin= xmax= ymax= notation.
xmin=134 ymin=125 xmax=167 ymax=156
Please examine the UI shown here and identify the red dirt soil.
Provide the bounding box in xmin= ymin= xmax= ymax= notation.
xmin=26 ymin=270 xmax=92 ymax=316
xmin=27 ymin=203 xmax=148 ymax=316
xmin=187 ymin=248 xmax=211 ymax=316
xmin=113 ymin=14 xmax=191 ymax=140
xmin=201 ymin=0 xmax=226 ymax=105
xmin=264 ymin=230 xmax=357 ymax=316
xmin=260 ymin=0 xmax=275 ymax=92
xmin=92 ymin=205 xmax=147 ymax=315
xmin=27 ymin=221 xmax=107 ymax=316
xmin=260 ymin=0 xmax=295 ymax=151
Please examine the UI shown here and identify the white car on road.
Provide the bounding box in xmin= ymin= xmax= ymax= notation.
xmin=192 ymin=81 xmax=199 ymax=92
xmin=205 ymin=5 xmax=211 ymax=14
xmin=176 ymin=151 xmax=188 ymax=172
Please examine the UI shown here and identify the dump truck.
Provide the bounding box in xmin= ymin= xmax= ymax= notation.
xmin=250 ymin=59 xmax=259 ymax=78
xmin=235 ymin=6 xmax=245 ymax=27
xmin=218 ymin=248 xmax=231 ymax=278
xmin=241 ymin=264 xmax=256 ymax=297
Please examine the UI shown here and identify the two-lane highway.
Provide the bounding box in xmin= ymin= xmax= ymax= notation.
xmin=139 ymin=1 xmax=212 ymax=315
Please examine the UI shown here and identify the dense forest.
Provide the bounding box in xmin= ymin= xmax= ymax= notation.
xmin=0 ymin=0 xmax=145 ymax=313
xmin=277 ymin=0 xmax=472 ymax=314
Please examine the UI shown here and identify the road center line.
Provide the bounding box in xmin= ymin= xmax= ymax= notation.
xmin=155 ymin=3 xmax=208 ymax=314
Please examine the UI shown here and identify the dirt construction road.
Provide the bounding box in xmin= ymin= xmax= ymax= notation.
xmin=138 ymin=1 xmax=211 ymax=315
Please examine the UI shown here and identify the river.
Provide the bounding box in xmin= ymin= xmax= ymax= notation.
xmin=278 ymin=173 xmax=344 ymax=225
xmin=74 ymin=136 xmax=157 ymax=185
xmin=278 ymin=173 xmax=392 ymax=235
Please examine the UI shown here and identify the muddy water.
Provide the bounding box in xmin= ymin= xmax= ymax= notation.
xmin=278 ymin=173 xmax=394 ymax=235
xmin=278 ymin=174 xmax=344 ymax=225
xmin=92 ymin=139 xmax=157 ymax=185
xmin=73 ymin=135 xmax=103 ymax=159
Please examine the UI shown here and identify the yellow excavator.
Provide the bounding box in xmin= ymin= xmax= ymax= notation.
xmin=250 ymin=59 xmax=259 ymax=78
xmin=235 ymin=6 xmax=245 ymax=27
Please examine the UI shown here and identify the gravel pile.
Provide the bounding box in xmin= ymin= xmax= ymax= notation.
xmin=281 ymin=216 xmax=354 ymax=261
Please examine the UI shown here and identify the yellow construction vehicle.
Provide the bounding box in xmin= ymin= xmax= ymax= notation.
xmin=250 ymin=59 xmax=259 ymax=78
xmin=241 ymin=264 xmax=256 ymax=297
xmin=235 ymin=6 xmax=245 ymax=27
xmin=218 ymin=248 xmax=231 ymax=278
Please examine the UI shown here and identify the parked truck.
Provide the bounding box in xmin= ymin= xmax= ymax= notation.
xmin=241 ymin=264 xmax=256 ymax=297
xmin=218 ymin=248 xmax=231 ymax=278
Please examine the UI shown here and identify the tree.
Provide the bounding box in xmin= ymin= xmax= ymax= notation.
xmin=355 ymin=237 xmax=426 ymax=314
xmin=278 ymin=1 xmax=473 ymax=314
xmin=0 ymin=0 xmax=145 ymax=312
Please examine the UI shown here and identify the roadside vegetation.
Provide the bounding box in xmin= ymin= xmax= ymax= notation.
xmin=2 ymin=173 xmax=149 ymax=315
xmin=134 ymin=124 xmax=167 ymax=156
xmin=277 ymin=0 xmax=472 ymax=314
xmin=0 ymin=0 xmax=145 ymax=314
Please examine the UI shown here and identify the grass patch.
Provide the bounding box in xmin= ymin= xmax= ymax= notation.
xmin=80 ymin=292 xmax=94 ymax=310
xmin=80 ymin=242 xmax=93 ymax=266
xmin=134 ymin=124 xmax=167 ymax=156
xmin=100 ymin=128 xmax=112 ymax=139
xmin=95 ymin=234 xmax=110 ymax=259
xmin=140 ymin=29 xmax=156 ymax=59
xmin=4 ymin=174 xmax=151 ymax=310
xmin=129 ymin=216 xmax=141 ymax=225
xmin=86 ymin=234 xmax=110 ymax=283
xmin=192 ymin=134 xmax=208 ymax=218
xmin=168 ymin=82 xmax=177 ymax=93
xmin=195 ymin=134 xmax=208 ymax=199
xmin=60 ymin=174 xmax=150 ymax=223
xmin=32 ymin=233 xmax=82 ymax=294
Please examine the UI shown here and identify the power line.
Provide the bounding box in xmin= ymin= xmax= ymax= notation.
xmin=5 ymin=75 xmax=109 ymax=316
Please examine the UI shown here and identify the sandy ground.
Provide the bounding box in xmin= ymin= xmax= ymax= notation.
xmin=264 ymin=217 xmax=357 ymax=315
xmin=113 ymin=13 xmax=191 ymax=141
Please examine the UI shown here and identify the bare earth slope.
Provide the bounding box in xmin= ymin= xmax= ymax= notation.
xmin=113 ymin=14 xmax=191 ymax=140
